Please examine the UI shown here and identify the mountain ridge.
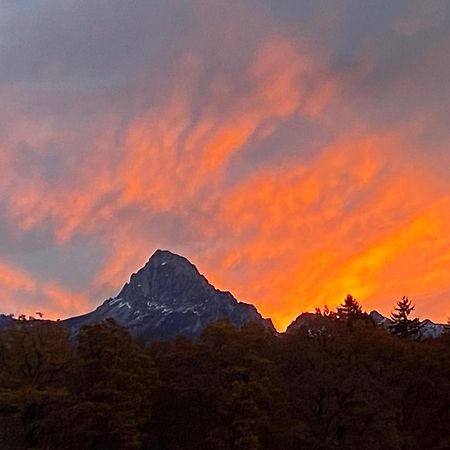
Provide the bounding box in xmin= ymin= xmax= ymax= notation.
xmin=0 ymin=249 xmax=447 ymax=340
xmin=286 ymin=309 xmax=447 ymax=339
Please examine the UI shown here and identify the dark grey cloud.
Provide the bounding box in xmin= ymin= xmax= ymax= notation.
xmin=0 ymin=1 xmax=186 ymax=84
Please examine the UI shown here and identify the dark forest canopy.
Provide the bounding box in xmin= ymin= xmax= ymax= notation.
xmin=0 ymin=302 xmax=449 ymax=450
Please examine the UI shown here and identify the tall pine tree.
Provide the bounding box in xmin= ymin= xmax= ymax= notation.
xmin=389 ymin=297 xmax=421 ymax=338
xmin=336 ymin=294 xmax=365 ymax=321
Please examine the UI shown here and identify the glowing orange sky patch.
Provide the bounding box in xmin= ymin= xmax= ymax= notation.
xmin=203 ymin=128 xmax=450 ymax=330
xmin=0 ymin=262 xmax=37 ymax=294
xmin=42 ymin=283 xmax=91 ymax=319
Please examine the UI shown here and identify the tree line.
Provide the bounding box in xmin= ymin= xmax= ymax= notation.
xmin=317 ymin=295 xmax=430 ymax=338
xmin=0 ymin=297 xmax=449 ymax=449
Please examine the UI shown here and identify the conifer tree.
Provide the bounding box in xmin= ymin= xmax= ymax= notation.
xmin=336 ymin=294 xmax=365 ymax=321
xmin=389 ymin=297 xmax=421 ymax=338
xmin=444 ymin=317 xmax=450 ymax=334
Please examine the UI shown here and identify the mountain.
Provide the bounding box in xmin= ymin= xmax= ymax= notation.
xmin=2 ymin=251 xmax=446 ymax=341
xmin=65 ymin=249 xmax=275 ymax=340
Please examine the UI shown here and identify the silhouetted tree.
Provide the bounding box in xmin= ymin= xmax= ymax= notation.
xmin=336 ymin=294 xmax=365 ymax=323
xmin=315 ymin=305 xmax=337 ymax=319
xmin=0 ymin=319 xmax=72 ymax=448
xmin=0 ymin=309 xmax=449 ymax=449
xmin=389 ymin=297 xmax=421 ymax=338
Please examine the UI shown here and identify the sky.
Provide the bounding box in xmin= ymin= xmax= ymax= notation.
xmin=0 ymin=0 xmax=449 ymax=330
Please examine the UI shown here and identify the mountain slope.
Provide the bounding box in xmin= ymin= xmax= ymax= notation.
xmin=65 ymin=250 xmax=275 ymax=339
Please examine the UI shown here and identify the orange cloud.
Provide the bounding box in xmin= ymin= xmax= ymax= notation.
xmin=202 ymin=128 xmax=450 ymax=330
xmin=41 ymin=283 xmax=91 ymax=319
xmin=0 ymin=260 xmax=90 ymax=320
xmin=0 ymin=261 xmax=37 ymax=294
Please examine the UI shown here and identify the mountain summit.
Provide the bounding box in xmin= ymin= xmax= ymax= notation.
xmin=65 ymin=250 xmax=274 ymax=339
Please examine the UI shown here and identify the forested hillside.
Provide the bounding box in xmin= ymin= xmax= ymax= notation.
xmin=0 ymin=311 xmax=449 ymax=449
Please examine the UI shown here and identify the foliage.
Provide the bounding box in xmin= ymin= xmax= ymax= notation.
xmin=0 ymin=312 xmax=449 ymax=449
xmin=336 ymin=294 xmax=366 ymax=322
xmin=389 ymin=297 xmax=421 ymax=338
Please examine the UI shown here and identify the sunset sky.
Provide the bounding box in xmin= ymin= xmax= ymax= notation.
xmin=1 ymin=0 xmax=449 ymax=330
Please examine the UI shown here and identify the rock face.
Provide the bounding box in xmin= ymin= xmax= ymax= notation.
xmin=369 ymin=310 xmax=391 ymax=328
xmin=65 ymin=250 xmax=275 ymax=340
xmin=285 ymin=312 xmax=320 ymax=334
xmin=418 ymin=319 xmax=447 ymax=339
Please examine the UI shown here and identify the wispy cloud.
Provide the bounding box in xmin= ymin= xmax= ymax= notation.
xmin=0 ymin=0 xmax=449 ymax=328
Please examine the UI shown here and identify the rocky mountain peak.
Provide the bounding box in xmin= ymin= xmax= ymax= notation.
xmin=66 ymin=249 xmax=275 ymax=340
xmin=110 ymin=249 xmax=228 ymax=320
xmin=117 ymin=249 xmax=210 ymax=305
